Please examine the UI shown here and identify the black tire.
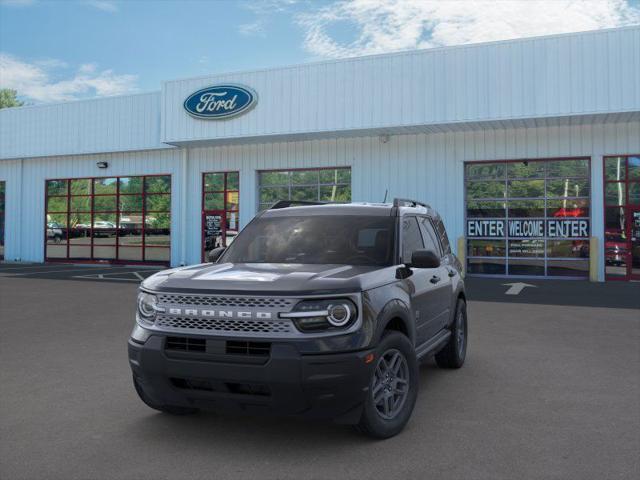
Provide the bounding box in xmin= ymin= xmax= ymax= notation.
xmin=356 ymin=331 xmax=419 ymax=439
xmin=435 ymin=298 xmax=467 ymax=369
xmin=133 ymin=376 xmax=199 ymax=415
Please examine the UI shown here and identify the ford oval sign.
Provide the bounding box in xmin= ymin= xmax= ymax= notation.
xmin=183 ymin=84 xmax=257 ymax=120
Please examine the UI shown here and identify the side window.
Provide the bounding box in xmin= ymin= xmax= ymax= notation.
xmin=418 ymin=217 xmax=442 ymax=256
xmin=435 ymin=218 xmax=451 ymax=254
xmin=402 ymin=217 xmax=424 ymax=264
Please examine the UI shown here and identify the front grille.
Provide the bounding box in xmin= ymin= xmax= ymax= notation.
xmin=158 ymin=294 xmax=294 ymax=309
xmin=226 ymin=341 xmax=271 ymax=356
xmin=165 ymin=336 xmax=206 ymax=352
xmin=155 ymin=316 xmax=293 ymax=335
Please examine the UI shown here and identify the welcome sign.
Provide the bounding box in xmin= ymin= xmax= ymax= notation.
xmin=467 ymin=219 xmax=589 ymax=238
xmin=184 ymin=84 xmax=257 ymax=119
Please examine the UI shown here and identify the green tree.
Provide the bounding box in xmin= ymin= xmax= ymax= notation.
xmin=0 ymin=89 xmax=24 ymax=109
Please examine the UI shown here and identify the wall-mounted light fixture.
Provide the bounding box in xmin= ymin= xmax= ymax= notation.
xmin=96 ymin=161 xmax=108 ymax=169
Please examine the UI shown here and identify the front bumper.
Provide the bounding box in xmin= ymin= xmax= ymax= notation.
xmin=128 ymin=334 xmax=374 ymax=424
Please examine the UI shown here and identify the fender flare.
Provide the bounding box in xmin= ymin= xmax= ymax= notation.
xmin=372 ymin=299 xmax=416 ymax=346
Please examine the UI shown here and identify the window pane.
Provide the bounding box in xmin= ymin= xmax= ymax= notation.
xmin=226 ymin=191 xmax=239 ymax=211
xmin=605 ymin=183 xmax=625 ymax=206
xmin=629 ymin=156 xmax=640 ymax=180
xmin=46 ymin=243 xmax=68 ymax=258
xmin=320 ymin=185 xmax=351 ymax=202
xmin=47 ymin=180 xmax=67 ymax=196
xmin=259 ymin=171 xmax=289 ymax=186
xmin=604 ymin=157 xmax=626 ymax=181
xmin=119 ymin=177 xmax=143 ymax=194
xmin=401 ymin=217 xmax=424 ymax=264
xmin=145 ymin=176 xmax=171 ymax=194
xmin=68 ymin=245 xmax=91 ymax=259
xmin=547 ymin=199 xmax=589 ymax=218
xmin=605 ymin=230 xmax=627 ymax=277
xmin=145 ymin=248 xmax=170 ymax=262
xmin=467 ymin=240 xmax=506 ymax=257
xmin=508 ymin=200 xmax=545 ymax=218
xmin=547 ymin=159 xmax=589 ymax=178
xmin=466 ymin=181 xmax=505 ymax=199
xmin=46 ymin=214 xmax=67 ymax=228
xmin=145 ymin=194 xmax=171 ymax=212
xmin=145 ymin=213 xmax=171 ymax=229
xmin=227 ymin=172 xmax=239 ymax=190
xmin=546 ymin=179 xmax=590 ymax=198
xmin=119 ymin=195 xmax=143 ymax=212
xmin=418 ymin=217 xmax=441 ymax=255
xmin=93 ymin=245 xmax=116 ymax=260
xmin=94 ymin=195 xmax=117 ymax=212
xmin=93 ymin=213 xmax=117 ymax=227
xmin=508 ymin=259 xmax=544 ymax=275
xmin=204 ymin=173 xmax=225 ymax=191
xmin=629 ymin=183 xmax=640 ymax=205
xmin=547 ymin=260 xmax=589 ymax=277
xmin=547 ymin=240 xmax=589 ymax=258
xmin=94 ymin=178 xmax=117 ymax=194
xmin=291 ymin=170 xmax=318 ymax=185
xmin=260 ymin=187 xmax=288 ymax=204
xmin=204 ymin=193 xmax=224 ymax=210
xmin=145 ymin=230 xmax=171 ymax=247
xmin=46 ymin=225 xmax=66 ymax=244
xmin=466 ymin=201 xmax=505 ymax=218
xmin=92 ymin=231 xmax=116 ymax=245
xmin=465 ymin=163 xmax=505 ymax=180
xmin=605 ymin=207 xmax=625 ymax=232
xmin=118 ymin=247 xmax=143 ymax=261
xmin=467 ymin=258 xmax=505 ymax=274
xmin=508 ymin=240 xmax=545 ymax=257
xmin=70 ymin=179 xmax=91 ymax=195
xmin=507 ymin=161 xmax=545 ymax=178
xmin=70 ymin=196 xmax=91 ymax=212
xmin=118 ymin=226 xmax=143 ymax=247
xmin=47 ymin=196 xmax=68 ymax=213
xmin=507 ymin=180 xmax=544 ymax=198
xmin=291 ymin=186 xmax=318 ymax=201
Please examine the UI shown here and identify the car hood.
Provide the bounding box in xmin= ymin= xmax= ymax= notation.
xmin=143 ymin=262 xmax=396 ymax=295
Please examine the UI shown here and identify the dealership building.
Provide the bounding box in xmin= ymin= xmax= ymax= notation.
xmin=1 ymin=26 xmax=639 ymax=281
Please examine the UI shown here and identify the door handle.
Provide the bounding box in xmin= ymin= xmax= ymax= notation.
xmin=430 ymin=275 xmax=441 ymax=284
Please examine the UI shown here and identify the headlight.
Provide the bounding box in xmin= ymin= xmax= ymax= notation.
xmin=281 ymin=299 xmax=357 ymax=332
xmin=137 ymin=291 xmax=160 ymax=324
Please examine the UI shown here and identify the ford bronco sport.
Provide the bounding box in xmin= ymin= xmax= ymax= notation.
xmin=128 ymin=198 xmax=468 ymax=438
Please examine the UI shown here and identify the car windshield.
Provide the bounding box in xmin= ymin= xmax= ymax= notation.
xmin=221 ymin=215 xmax=395 ymax=266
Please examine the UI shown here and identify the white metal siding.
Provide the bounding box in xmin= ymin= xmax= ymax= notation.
xmin=0 ymin=92 xmax=168 ymax=160
xmin=162 ymin=27 xmax=640 ymax=144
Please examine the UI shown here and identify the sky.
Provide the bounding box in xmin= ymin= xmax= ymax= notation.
xmin=1 ymin=0 xmax=639 ymax=104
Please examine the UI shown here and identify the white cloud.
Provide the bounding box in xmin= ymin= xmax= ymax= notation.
xmin=83 ymin=0 xmax=118 ymax=13
xmin=0 ymin=53 xmax=138 ymax=103
xmin=238 ymin=19 xmax=267 ymax=36
xmin=297 ymin=0 xmax=640 ymax=58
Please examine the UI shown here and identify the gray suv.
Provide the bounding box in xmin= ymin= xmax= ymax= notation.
xmin=128 ymin=198 xmax=467 ymax=438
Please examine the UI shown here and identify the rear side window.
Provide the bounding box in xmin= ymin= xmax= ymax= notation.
xmin=401 ymin=217 xmax=424 ymax=264
xmin=418 ymin=217 xmax=442 ymax=256
xmin=435 ymin=219 xmax=451 ymax=254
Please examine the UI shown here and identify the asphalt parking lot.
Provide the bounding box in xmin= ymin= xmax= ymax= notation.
xmin=0 ymin=264 xmax=638 ymax=480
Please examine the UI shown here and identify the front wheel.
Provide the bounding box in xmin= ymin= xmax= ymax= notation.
xmin=435 ymin=298 xmax=468 ymax=369
xmin=356 ymin=331 xmax=419 ymax=439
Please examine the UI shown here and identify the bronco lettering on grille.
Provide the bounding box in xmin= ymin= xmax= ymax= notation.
xmin=167 ymin=308 xmax=272 ymax=319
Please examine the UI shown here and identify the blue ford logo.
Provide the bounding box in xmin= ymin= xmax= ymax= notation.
xmin=183 ymin=84 xmax=257 ymax=119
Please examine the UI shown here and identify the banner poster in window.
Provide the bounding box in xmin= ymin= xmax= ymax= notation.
xmin=204 ymin=214 xmax=223 ymax=250
xmin=467 ymin=219 xmax=589 ymax=238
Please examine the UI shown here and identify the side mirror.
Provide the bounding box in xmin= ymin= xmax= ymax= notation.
xmin=409 ymin=249 xmax=440 ymax=269
xmin=208 ymin=247 xmax=226 ymax=263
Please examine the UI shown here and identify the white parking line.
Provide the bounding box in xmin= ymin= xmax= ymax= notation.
xmin=71 ymin=270 xmax=156 ymax=282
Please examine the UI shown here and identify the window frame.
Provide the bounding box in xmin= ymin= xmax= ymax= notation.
xmin=256 ymin=166 xmax=351 ymax=211
xmin=464 ymin=157 xmax=592 ymax=278
xmin=44 ymin=174 xmax=171 ymax=265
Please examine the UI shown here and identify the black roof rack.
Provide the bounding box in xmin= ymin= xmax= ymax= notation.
xmin=392 ymin=198 xmax=431 ymax=209
xmin=269 ymin=200 xmax=329 ymax=210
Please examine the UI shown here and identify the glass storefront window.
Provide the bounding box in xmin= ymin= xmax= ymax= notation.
xmin=465 ymin=158 xmax=590 ymax=277
xmin=45 ymin=175 xmax=171 ymax=264
xmin=257 ymin=167 xmax=351 ymax=210
xmin=0 ymin=181 xmax=4 ymax=260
